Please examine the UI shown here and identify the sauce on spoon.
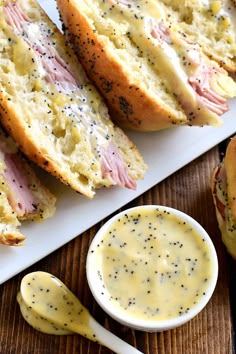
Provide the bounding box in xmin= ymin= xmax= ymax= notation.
xmin=17 ymin=292 xmax=72 ymax=335
xmin=17 ymin=271 xmax=143 ymax=354
xmin=18 ymin=272 xmax=98 ymax=340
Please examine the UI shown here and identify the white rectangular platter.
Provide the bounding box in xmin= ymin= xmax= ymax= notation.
xmin=0 ymin=0 xmax=235 ymax=284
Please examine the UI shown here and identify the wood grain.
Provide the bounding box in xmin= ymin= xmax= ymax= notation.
xmin=0 ymin=145 xmax=234 ymax=354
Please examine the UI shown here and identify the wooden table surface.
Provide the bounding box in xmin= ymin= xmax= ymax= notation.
xmin=0 ymin=140 xmax=235 ymax=354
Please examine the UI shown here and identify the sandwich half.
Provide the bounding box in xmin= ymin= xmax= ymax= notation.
xmin=211 ymin=136 xmax=236 ymax=258
xmin=0 ymin=127 xmax=56 ymax=246
xmin=57 ymin=0 xmax=236 ymax=131
xmin=156 ymin=0 xmax=236 ymax=73
xmin=0 ymin=0 xmax=146 ymax=199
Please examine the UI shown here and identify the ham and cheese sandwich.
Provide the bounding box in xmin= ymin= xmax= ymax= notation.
xmin=211 ymin=136 xmax=236 ymax=258
xmin=155 ymin=0 xmax=236 ymax=73
xmin=0 ymin=0 xmax=146 ymax=199
xmin=57 ymin=0 xmax=236 ymax=131
xmin=0 ymin=127 xmax=56 ymax=246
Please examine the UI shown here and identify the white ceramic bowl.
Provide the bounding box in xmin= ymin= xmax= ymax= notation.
xmin=86 ymin=205 xmax=218 ymax=332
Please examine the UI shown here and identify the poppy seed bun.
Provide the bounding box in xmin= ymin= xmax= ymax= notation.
xmin=157 ymin=0 xmax=236 ymax=73
xmin=211 ymin=137 xmax=236 ymax=259
xmin=57 ymin=0 xmax=236 ymax=131
xmin=0 ymin=0 xmax=146 ymax=199
xmin=0 ymin=128 xmax=56 ymax=246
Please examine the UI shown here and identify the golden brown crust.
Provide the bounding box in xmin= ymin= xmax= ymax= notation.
xmin=0 ymin=124 xmax=56 ymax=246
xmin=0 ymin=21 xmax=92 ymax=197
xmin=0 ymin=0 xmax=146 ymax=198
xmin=57 ymin=0 xmax=187 ymax=131
xmin=0 ymin=93 xmax=145 ymax=198
xmin=0 ymin=231 xmax=25 ymax=246
xmin=57 ymin=0 xmax=236 ymax=131
xmin=211 ymin=139 xmax=236 ymax=259
xmin=0 ymin=125 xmax=56 ymax=223
xmin=211 ymin=163 xmax=226 ymax=227
xmin=211 ymin=163 xmax=231 ymax=256
xmin=197 ymin=45 xmax=236 ymax=74
xmin=211 ymin=165 xmax=218 ymax=204
xmin=224 ymin=136 xmax=236 ymax=220
xmin=0 ymin=103 xmax=82 ymax=195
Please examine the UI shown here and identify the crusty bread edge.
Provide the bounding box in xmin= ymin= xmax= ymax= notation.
xmin=0 ymin=0 xmax=95 ymax=198
xmin=0 ymin=88 xmax=97 ymax=198
xmin=202 ymin=46 xmax=236 ymax=74
xmin=211 ymin=157 xmax=236 ymax=259
xmin=1 ymin=0 xmax=148 ymax=197
xmin=57 ymin=0 xmax=188 ymax=132
xmin=223 ymin=137 xmax=236 ymax=220
xmin=0 ymin=230 xmax=25 ymax=246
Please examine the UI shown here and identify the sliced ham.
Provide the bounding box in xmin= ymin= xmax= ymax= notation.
xmin=4 ymin=1 xmax=137 ymax=190
xmin=4 ymin=2 xmax=78 ymax=93
xmin=150 ymin=22 xmax=171 ymax=44
xmin=189 ymin=65 xmax=229 ymax=115
xmin=171 ymin=32 xmax=229 ymax=115
xmin=3 ymin=153 xmax=38 ymax=217
xmin=129 ymin=12 xmax=229 ymax=117
xmin=154 ymin=22 xmax=229 ymax=115
xmin=0 ymin=143 xmax=38 ymax=218
xmin=100 ymin=143 xmax=136 ymax=190
xmin=151 ymin=21 xmax=229 ymax=115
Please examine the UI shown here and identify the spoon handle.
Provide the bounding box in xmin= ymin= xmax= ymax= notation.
xmin=90 ymin=317 xmax=144 ymax=354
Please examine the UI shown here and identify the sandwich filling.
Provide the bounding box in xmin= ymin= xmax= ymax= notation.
xmin=150 ymin=20 xmax=229 ymax=117
xmin=1 ymin=0 xmax=143 ymax=194
xmin=0 ymin=128 xmax=56 ymax=246
xmin=0 ymin=133 xmax=51 ymax=220
xmin=103 ymin=0 xmax=236 ymax=124
xmin=212 ymin=161 xmax=236 ymax=259
xmin=1 ymin=151 xmax=38 ymax=218
xmin=156 ymin=0 xmax=236 ymax=72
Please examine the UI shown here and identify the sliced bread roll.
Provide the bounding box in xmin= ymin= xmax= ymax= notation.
xmin=0 ymin=127 xmax=56 ymax=246
xmin=156 ymin=0 xmax=236 ymax=73
xmin=0 ymin=0 xmax=146 ymax=199
xmin=57 ymin=0 xmax=236 ymax=131
xmin=211 ymin=136 xmax=236 ymax=258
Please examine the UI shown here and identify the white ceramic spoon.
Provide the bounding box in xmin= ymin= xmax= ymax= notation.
xmin=18 ymin=271 xmax=143 ymax=354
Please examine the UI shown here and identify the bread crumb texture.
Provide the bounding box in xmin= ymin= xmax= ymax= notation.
xmin=0 ymin=127 xmax=56 ymax=246
xmin=158 ymin=0 xmax=236 ymax=72
xmin=57 ymin=0 xmax=236 ymax=131
xmin=0 ymin=0 xmax=147 ymax=199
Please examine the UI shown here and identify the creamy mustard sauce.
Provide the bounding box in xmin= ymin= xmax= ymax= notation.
xmin=99 ymin=0 xmax=197 ymax=107
xmin=91 ymin=207 xmax=214 ymax=321
xmin=17 ymin=272 xmax=95 ymax=339
xmin=97 ymin=0 xmax=227 ymax=124
xmin=17 ymin=292 xmax=72 ymax=335
xmin=98 ymin=0 xmax=236 ymax=122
